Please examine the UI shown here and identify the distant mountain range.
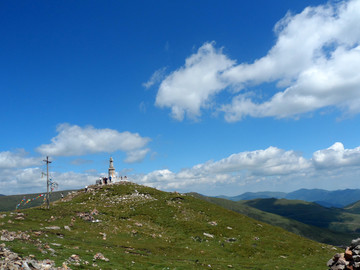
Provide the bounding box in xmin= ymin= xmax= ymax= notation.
xmin=217 ymin=188 xmax=360 ymax=208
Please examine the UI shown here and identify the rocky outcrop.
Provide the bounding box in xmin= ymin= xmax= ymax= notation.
xmin=1 ymin=230 xmax=30 ymax=242
xmin=328 ymin=238 xmax=360 ymax=269
xmin=0 ymin=243 xmax=69 ymax=270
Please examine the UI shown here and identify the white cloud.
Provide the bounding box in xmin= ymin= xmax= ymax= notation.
xmin=124 ymin=148 xmax=150 ymax=163
xmin=313 ymin=142 xmax=360 ymax=169
xmin=154 ymin=0 xmax=360 ymax=121
xmin=3 ymin=142 xmax=360 ymax=195
xmin=191 ymin=147 xmax=311 ymax=176
xmin=36 ymin=124 xmax=151 ymax=162
xmin=132 ymin=143 xmax=360 ymax=194
xmin=0 ymin=167 xmax=99 ymax=195
xmin=0 ymin=149 xmax=42 ymax=169
xmin=142 ymin=67 xmax=167 ymax=89
xmin=155 ymin=42 xmax=235 ymax=120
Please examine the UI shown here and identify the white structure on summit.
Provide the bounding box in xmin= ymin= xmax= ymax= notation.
xmin=108 ymin=157 xmax=116 ymax=181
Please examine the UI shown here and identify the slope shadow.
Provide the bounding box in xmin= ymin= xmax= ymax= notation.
xmin=243 ymin=198 xmax=356 ymax=230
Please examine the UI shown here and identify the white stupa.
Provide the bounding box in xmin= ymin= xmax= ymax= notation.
xmin=108 ymin=157 xmax=116 ymax=182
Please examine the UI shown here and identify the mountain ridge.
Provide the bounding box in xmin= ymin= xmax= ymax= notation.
xmin=217 ymin=188 xmax=360 ymax=207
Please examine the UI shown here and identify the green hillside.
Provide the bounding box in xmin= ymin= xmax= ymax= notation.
xmin=0 ymin=182 xmax=338 ymax=269
xmin=191 ymin=193 xmax=357 ymax=246
xmin=343 ymin=200 xmax=360 ymax=214
xmin=240 ymin=198 xmax=360 ymax=234
xmin=0 ymin=190 xmax=74 ymax=212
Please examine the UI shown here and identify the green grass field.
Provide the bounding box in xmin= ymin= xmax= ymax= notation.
xmin=0 ymin=182 xmax=339 ymax=269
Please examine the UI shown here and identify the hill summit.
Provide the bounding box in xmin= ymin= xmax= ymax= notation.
xmin=0 ymin=181 xmax=338 ymax=269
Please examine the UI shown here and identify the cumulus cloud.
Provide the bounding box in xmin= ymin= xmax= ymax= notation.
xmin=0 ymin=149 xmax=42 ymax=169
xmin=313 ymin=142 xmax=360 ymax=169
xmin=3 ymin=142 xmax=360 ymax=195
xmin=132 ymin=143 xmax=360 ymax=193
xmin=36 ymin=124 xmax=151 ymax=162
xmin=0 ymin=167 xmax=99 ymax=195
xmin=155 ymin=42 xmax=235 ymax=120
xmin=154 ymin=0 xmax=360 ymax=121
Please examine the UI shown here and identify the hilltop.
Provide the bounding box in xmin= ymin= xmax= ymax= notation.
xmin=0 ymin=182 xmax=338 ymax=269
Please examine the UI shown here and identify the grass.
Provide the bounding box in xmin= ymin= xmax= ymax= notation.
xmin=240 ymin=198 xmax=360 ymax=234
xmin=0 ymin=182 xmax=339 ymax=269
xmin=191 ymin=193 xmax=358 ymax=246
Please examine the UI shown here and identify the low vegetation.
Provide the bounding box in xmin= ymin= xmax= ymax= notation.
xmin=192 ymin=193 xmax=358 ymax=246
xmin=0 ymin=182 xmax=339 ymax=269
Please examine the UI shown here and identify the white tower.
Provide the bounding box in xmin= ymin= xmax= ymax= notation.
xmin=108 ymin=157 xmax=115 ymax=181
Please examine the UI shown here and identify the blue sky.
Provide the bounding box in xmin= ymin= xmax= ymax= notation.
xmin=1 ymin=0 xmax=360 ymax=196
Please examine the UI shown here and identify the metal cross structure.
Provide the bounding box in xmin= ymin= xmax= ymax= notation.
xmin=43 ymin=156 xmax=52 ymax=209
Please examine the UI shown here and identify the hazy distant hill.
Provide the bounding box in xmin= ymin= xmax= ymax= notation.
xmin=240 ymin=198 xmax=360 ymax=234
xmin=285 ymin=189 xmax=360 ymax=207
xmin=0 ymin=190 xmax=74 ymax=212
xmin=192 ymin=193 xmax=356 ymax=246
xmin=218 ymin=191 xmax=287 ymax=201
xmin=219 ymin=188 xmax=360 ymax=208
xmin=0 ymin=182 xmax=338 ymax=269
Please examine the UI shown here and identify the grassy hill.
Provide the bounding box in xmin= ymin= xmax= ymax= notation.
xmin=240 ymin=198 xmax=360 ymax=234
xmin=0 ymin=190 xmax=74 ymax=212
xmin=343 ymin=200 xmax=360 ymax=214
xmin=191 ymin=193 xmax=357 ymax=246
xmin=0 ymin=182 xmax=338 ymax=269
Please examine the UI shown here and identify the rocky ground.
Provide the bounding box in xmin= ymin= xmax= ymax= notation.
xmin=328 ymin=238 xmax=360 ymax=270
xmin=0 ymin=242 xmax=67 ymax=270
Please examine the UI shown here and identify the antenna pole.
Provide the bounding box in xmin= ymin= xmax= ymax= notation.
xmin=43 ymin=156 xmax=52 ymax=209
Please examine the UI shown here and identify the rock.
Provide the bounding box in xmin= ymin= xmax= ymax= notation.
xmin=345 ymin=247 xmax=353 ymax=260
xmin=1 ymin=230 xmax=30 ymax=242
xmin=90 ymin=208 xmax=99 ymax=215
xmin=203 ymin=233 xmax=214 ymax=238
xmin=208 ymin=221 xmax=217 ymax=226
xmin=353 ymin=255 xmax=360 ymax=262
xmin=226 ymin=237 xmax=237 ymax=242
xmin=45 ymin=226 xmax=60 ymax=230
xmin=64 ymin=226 xmax=71 ymax=231
xmin=0 ymin=244 xmax=62 ymax=270
xmin=93 ymin=252 xmax=109 ymax=262
xmin=327 ymin=258 xmax=335 ymax=267
xmin=99 ymin=232 xmax=107 ymax=240
xmin=351 ymin=238 xmax=360 ymax=248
